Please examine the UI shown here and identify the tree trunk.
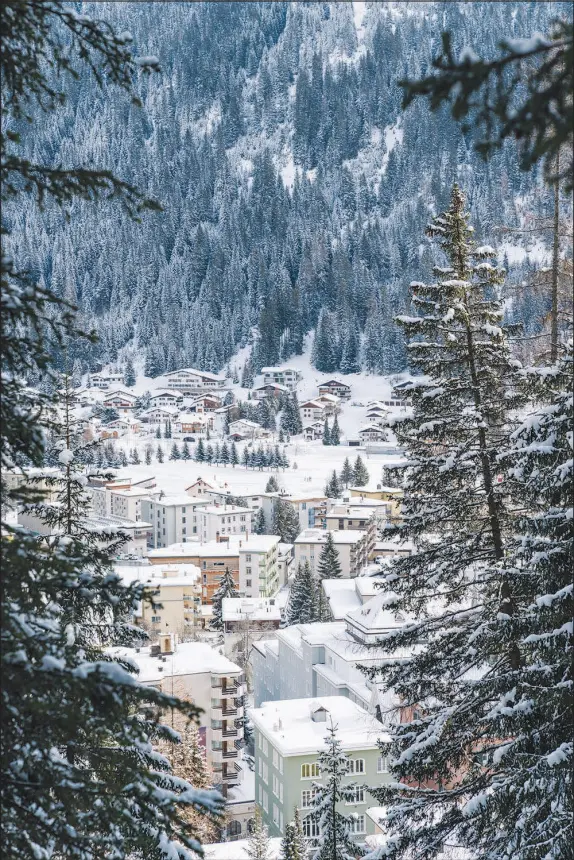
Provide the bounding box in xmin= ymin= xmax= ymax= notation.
xmin=550 ymin=150 xmax=560 ymax=362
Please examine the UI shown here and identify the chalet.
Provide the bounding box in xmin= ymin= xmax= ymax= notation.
xmin=175 ymin=413 xmax=212 ymax=435
xmin=212 ymin=404 xmax=240 ymax=435
xmin=91 ymin=371 xmax=124 ymax=390
xmin=228 ymin=419 xmax=263 ymax=441
xmin=318 ymin=379 xmax=351 ymax=400
xmin=253 ymin=383 xmax=289 ymax=401
xmin=261 ymin=367 xmax=302 ymax=390
xmin=185 ymin=478 xmax=227 ymax=498
xmin=359 ymin=424 xmax=388 ymax=443
xmin=100 ymin=418 xmax=142 ymax=439
xmin=185 ymin=394 xmax=222 ymax=413
xmin=102 ymin=389 xmax=138 ymax=416
xmin=149 ymin=390 xmax=184 ymax=408
xmin=366 ymin=404 xmax=389 ymax=425
xmin=303 ymin=422 xmax=324 ymax=441
xmin=140 ymin=406 xmax=179 ymax=426
xmin=300 ymin=399 xmax=327 ymax=422
xmin=161 ymin=368 xmax=226 ymax=393
xmin=315 ymin=392 xmax=340 ymax=415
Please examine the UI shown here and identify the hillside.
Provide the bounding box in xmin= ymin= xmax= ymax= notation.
xmin=7 ymin=1 xmax=567 ymax=384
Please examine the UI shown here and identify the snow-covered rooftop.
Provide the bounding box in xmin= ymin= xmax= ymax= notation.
xmin=249 ymin=696 xmax=387 ymax=756
xmin=108 ymin=641 xmax=242 ymax=682
xmin=152 ymin=494 xmax=208 ymax=507
xmin=115 ymin=563 xmax=201 ymax=588
xmin=322 ymin=579 xmax=362 ymax=620
xmin=200 ymin=504 xmax=254 ymax=515
xmin=222 ymin=597 xmax=282 ymax=622
xmin=349 ymin=484 xmax=403 ymax=495
xmin=294 ymin=528 xmax=366 ymax=545
xmin=204 ymin=838 xmax=282 ymax=860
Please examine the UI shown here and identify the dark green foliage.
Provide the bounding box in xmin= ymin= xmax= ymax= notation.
xmin=317 ymin=532 xmax=343 ymax=581
xmin=265 ymin=475 xmax=279 ymax=492
xmin=352 ymin=456 xmax=369 ymax=487
xmin=340 ymin=457 xmax=353 ymax=487
xmin=272 ymin=497 xmax=300 ymax=543
xmin=285 ymin=561 xmax=316 ymax=625
xmin=210 ymin=567 xmax=239 ymax=632
xmin=322 ymin=418 xmax=331 ymax=445
xmin=195 ymin=437 xmax=206 ymax=462
xmin=330 ymin=414 xmax=340 ymax=445
xmin=169 ymin=441 xmax=180 ymax=460
xmin=325 ymin=470 xmax=341 ymax=498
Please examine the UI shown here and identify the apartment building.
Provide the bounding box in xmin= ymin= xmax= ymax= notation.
xmin=326 ymin=499 xmax=391 ymax=535
xmin=116 ymin=562 xmax=202 ymax=634
xmin=18 ymin=509 xmax=151 ymax=557
xmin=250 ymin=696 xmax=388 ymax=845
xmin=261 ymin=367 xmax=302 ymax=390
xmin=200 ymin=504 xmax=253 ymax=543
xmin=294 ymin=528 xmax=370 ymax=578
xmin=161 ymin=367 xmax=227 ymax=393
xmin=239 ymin=535 xmax=280 ymax=598
xmin=148 ymin=539 xmax=240 ymax=605
xmin=109 ymin=635 xmax=244 ymax=792
xmin=348 ymin=484 xmax=403 ymax=523
xmin=89 ymin=475 xmax=158 ymax=519
xmin=282 ymin=495 xmax=329 ymax=531
xmin=141 ymin=495 xmax=210 ymax=548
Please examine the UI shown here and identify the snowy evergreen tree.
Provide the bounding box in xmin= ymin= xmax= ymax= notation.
xmin=155 ymin=425 xmax=162 ymax=439
xmin=307 ymin=720 xmax=364 ymax=860
xmin=123 ymin=358 xmax=136 ymax=387
xmin=210 ymin=567 xmax=239 ymax=632
xmin=317 ymin=532 xmax=343 ymax=580
xmin=352 ymin=456 xmax=369 ymax=487
xmin=266 ymin=475 xmax=279 ymax=492
xmin=325 ymin=470 xmax=341 ymax=498
xmin=285 ymin=561 xmax=317 ymax=625
xmin=156 ymin=444 xmax=164 ymax=463
xmin=361 ymin=185 xmax=536 ymax=860
xmin=195 ymin=437 xmax=206 ymax=462
xmin=322 ymin=418 xmax=331 ymax=445
xmin=169 ymin=441 xmax=181 ymax=460
xmin=164 ymin=420 xmax=172 ymax=439
xmin=253 ymin=508 xmax=267 ymax=535
xmin=181 ymin=440 xmax=191 ymax=460
xmin=230 ymin=441 xmax=239 ymax=466
xmin=247 ymin=807 xmax=272 ymax=860
xmin=280 ymin=808 xmax=307 ymax=860
xmin=340 ymin=457 xmax=353 ymax=488
xmin=330 ymin=415 xmax=340 ymax=445
xmin=272 ymin=498 xmax=301 ymax=543
xmin=145 ymin=444 xmax=153 ymax=465
xmin=220 ymin=440 xmax=230 ymax=466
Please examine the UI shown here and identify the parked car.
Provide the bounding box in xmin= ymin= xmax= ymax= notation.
xmin=183 ymin=436 xmax=196 ymax=442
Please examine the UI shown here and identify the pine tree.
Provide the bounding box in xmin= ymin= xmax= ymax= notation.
xmin=155 ymin=425 xmax=162 ymax=439
xmin=254 ymin=508 xmax=267 ymax=535
xmin=164 ymin=420 xmax=172 ymax=439
xmin=157 ymin=444 xmax=164 ymax=463
xmin=214 ymin=442 xmax=221 ymax=464
xmin=144 ymin=444 xmax=153 ymax=465
xmin=167 ymin=724 xmax=219 ymax=844
xmin=119 ymin=449 xmax=128 ymax=468
xmin=281 ymin=809 xmax=307 ymax=860
xmin=266 ymin=475 xmax=279 ymax=492
xmin=361 ymin=186 xmax=533 ymax=859
xmin=123 ymin=358 xmax=136 ymax=387
xmin=205 ymin=444 xmax=214 ymax=464
xmin=230 ymin=441 xmax=239 ymax=466
xmin=272 ymin=498 xmax=301 ymax=543
xmin=247 ymin=807 xmax=272 ymax=860
xmin=285 ymin=561 xmax=317 ymax=625
xmin=195 ymin=437 xmax=206 ymax=462
xmin=317 ymin=532 xmax=343 ymax=580
xmin=325 ymin=470 xmax=341 ymax=498
xmin=340 ymin=457 xmax=353 ymax=488
xmin=322 ymin=418 xmax=331 ymax=445
xmin=210 ymin=567 xmax=239 ymax=632
xmin=330 ymin=415 xmax=340 ymax=445
xmin=307 ymin=720 xmax=363 ymax=860
xmin=181 ymin=440 xmax=191 ymax=460
xmin=169 ymin=441 xmax=181 ymax=460
xmin=352 ymin=456 xmax=369 ymax=487
xmin=242 ymin=447 xmax=250 ymax=468
xmin=130 ymin=446 xmax=141 ymax=465
xmin=220 ymin=440 xmax=230 ymax=466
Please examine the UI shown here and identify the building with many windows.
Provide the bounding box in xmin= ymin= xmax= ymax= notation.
xmin=293 ymin=528 xmax=371 ymax=578
xmin=200 ymin=504 xmax=254 ymax=543
xmin=238 ymin=535 xmax=280 ymax=598
xmin=249 ymin=696 xmax=389 ymax=845
xmin=141 ymin=495 xmax=210 ymax=548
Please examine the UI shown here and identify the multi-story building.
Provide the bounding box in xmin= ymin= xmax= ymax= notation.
xmin=116 ymin=562 xmax=202 ymax=634
xmin=228 ymin=419 xmax=265 ymax=441
xmin=200 ymin=504 xmax=254 ymax=543
xmin=161 ymin=367 xmax=227 ymax=393
xmin=102 ymin=388 xmax=138 ymax=415
xmin=348 ymin=485 xmax=403 ymax=525
xmin=294 ymin=528 xmax=371 ymax=578
xmin=91 ymin=371 xmax=124 ymax=389
xmin=251 ymin=590 xmax=413 ymax=716
xmin=148 ymin=537 xmax=240 ymax=605
xmin=141 ymin=495 xmax=210 ymax=548
xmin=277 ymin=542 xmax=294 ymax=587
xmin=239 ymin=535 xmax=280 ymax=598
xmin=282 ymin=495 xmax=329 ymax=531
xmin=149 ymin=390 xmax=184 ymax=408
xmin=317 ymin=380 xmax=351 ymax=400
xmin=250 ymin=696 xmax=389 ymax=845
xmin=299 ymin=400 xmax=327 ymax=422
xmin=261 ymin=367 xmax=302 ymax=390
xmin=89 ymin=475 xmax=157 ymax=518
xmin=326 ymin=499 xmax=391 ymax=534
xmin=253 ymin=383 xmax=289 ymax=400
xmin=18 ymin=508 xmax=151 ymax=557
xmin=109 ymin=635 xmax=244 ymax=792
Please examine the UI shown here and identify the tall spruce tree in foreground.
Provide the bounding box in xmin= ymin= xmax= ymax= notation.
xmin=308 ymin=720 xmax=363 ymax=860
xmin=210 ymin=567 xmax=239 ymax=632
xmin=247 ymin=807 xmax=272 ymax=860
xmin=1 ymin=6 xmax=223 ymax=854
xmin=340 ymin=458 xmax=353 ymax=488
xmin=361 ymin=185 xmax=537 ymax=859
xmin=285 ymin=561 xmax=317 ymax=625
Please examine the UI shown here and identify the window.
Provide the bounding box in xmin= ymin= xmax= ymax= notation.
xmin=279 ymin=812 xmax=284 ymax=832
xmin=240 ymin=515 xmax=246 ymax=522
xmin=182 ymin=517 xmax=186 ymax=524
xmin=301 ymin=789 xmax=316 ymax=808
xmin=377 ymin=756 xmax=389 ymax=773
xmin=302 ymin=817 xmax=319 ymax=838
xmin=272 ymin=750 xmax=279 ymax=769
xmin=272 ymin=775 xmax=279 ymax=796
xmin=258 ymin=759 xmax=262 ymax=777
xmin=272 ymin=804 xmax=279 ymax=826
xmin=228 ymin=820 xmax=241 ymax=838
xmin=261 ymin=791 xmax=268 ymax=813
xmin=246 ymin=567 xmax=252 ymax=575
xmin=262 ymin=738 xmax=268 ymax=756
xmin=262 ymin=763 xmax=268 ymax=783
xmin=348 ymin=759 xmax=365 ymax=775
xmin=279 ymin=755 xmax=283 ymax=774
xmin=151 ymin=615 xmax=161 ymax=623
xmin=346 ymin=786 xmax=365 ymax=804
xmin=301 ymin=763 xmax=320 ymax=779
xmin=245 ymin=554 xmax=251 ymax=562
xmin=246 ymin=579 xmax=252 ymax=588
xmin=349 ymin=814 xmax=366 ymax=835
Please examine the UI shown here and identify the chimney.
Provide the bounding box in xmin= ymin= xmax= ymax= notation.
xmin=160 ymin=633 xmax=174 ymax=655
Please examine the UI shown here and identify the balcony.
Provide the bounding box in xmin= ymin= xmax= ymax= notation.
xmin=222 ymin=727 xmax=238 ymax=739
xmin=222 ymin=747 xmax=238 ymax=759
xmin=222 ymin=707 xmax=238 ymax=717
xmin=211 ymin=726 xmax=222 ymax=742
xmin=212 ymin=748 xmax=223 ymax=764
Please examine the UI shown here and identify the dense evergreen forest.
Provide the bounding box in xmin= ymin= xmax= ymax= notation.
xmin=7 ymin=1 xmax=569 ymax=379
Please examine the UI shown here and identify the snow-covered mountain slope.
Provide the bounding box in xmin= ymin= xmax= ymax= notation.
xmin=8 ymin=1 xmax=569 ymax=385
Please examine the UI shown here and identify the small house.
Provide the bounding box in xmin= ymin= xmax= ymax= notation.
xmin=303 ymin=422 xmax=324 ymax=441
xmin=318 ymin=379 xmax=351 ymax=400
xmin=253 ymin=383 xmax=289 ymax=401
xmin=359 ymin=424 xmax=388 ymax=443
xmin=300 ymin=400 xmax=327 ymax=422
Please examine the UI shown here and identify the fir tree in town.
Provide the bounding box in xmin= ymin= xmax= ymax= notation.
xmin=330 ymin=415 xmax=340 ymax=446
xmin=340 ymin=458 xmax=353 ymax=488
xmin=247 ymin=807 xmax=272 ymax=860
xmin=308 ymin=720 xmax=363 ymax=860
xmin=181 ymin=440 xmax=191 ymax=460
xmin=210 ymin=567 xmax=239 ymax=632
xmin=272 ymin=497 xmax=301 ymax=543
xmin=285 ymin=561 xmax=317 ymax=625
xmin=266 ymin=475 xmax=279 ymax=492
xmin=214 ymin=442 xmax=221 ymax=464
xmin=167 ymin=723 xmax=219 ymax=845
xmin=205 ymin=444 xmax=214 ymax=464
xmin=119 ymin=449 xmax=128 ymax=468
xmin=352 ymin=456 xmax=369 ymax=487
xmin=242 ymin=447 xmax=250 ymax=468
xmin=325 ymin=470 xmax=341 ymax=499
xmin=360 ymin=185 xmax=535 ymax=860
xmin=123 ymin=358 xmax=136 ymax=387
xmin=195 ymin=437 xmax=206 ymax=462
xmin=145 ymin=444 xmax=153 ymax=465
xmin=317 ymin=532 xmax=343 ymax=581
xmin=156 ymin=444 xmax=164 ymax=463
xmin=130 ymin=446 xmax=140 ymax=465
xmin=230 ymin=441 xmax=239 ymax=466
xmin=281 ymin=808 xmax=307 ymax=860
xmin=169 ymin=441 xmax=181 ymax=460
xmin=322 ymin=418 xmax=331 ymax=445
xmin=155 ymin=425 xmax=162 ymax=439
xmin=253 ymin=508 xmax=267 ymax=535
xmin=164 ymin=420 xmax=172 ymax=439
xmin=1 ymin=5 xmax=223 ymax=854
xmin=220 ymin=440 xmax=230 ymax=466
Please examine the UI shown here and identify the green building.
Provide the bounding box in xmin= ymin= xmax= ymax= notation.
xmin=249 ymin=696 xmax=391 ymax=847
